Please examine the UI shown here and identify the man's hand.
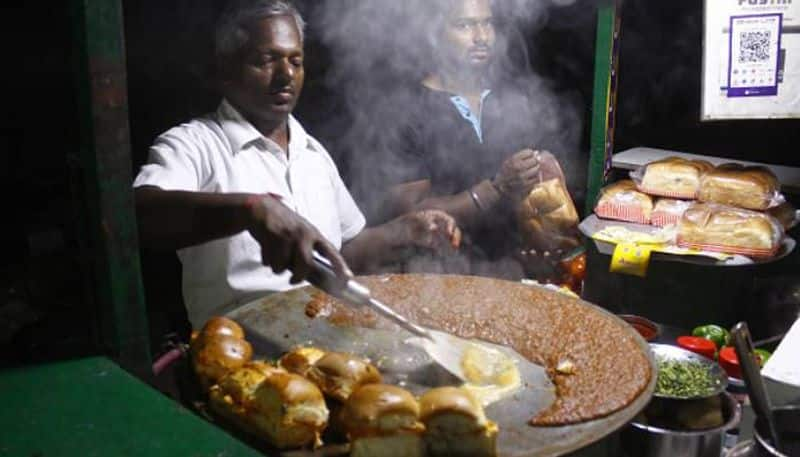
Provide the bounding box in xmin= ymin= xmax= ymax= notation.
xmin=399 ymin=210 xmax=462 ymax=252
xmin=246 ymin=196 xmax=351 ymax=284
xmin=492 ymin=149 xmax=544 ymax=200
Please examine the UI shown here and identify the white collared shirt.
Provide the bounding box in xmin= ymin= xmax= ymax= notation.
xmin=134 ymin=100 xmax=366 ymax=327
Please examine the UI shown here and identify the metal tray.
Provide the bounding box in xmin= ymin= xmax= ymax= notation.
xmin=227 ymin=276 xmax=657 ymax=457
xmin=579 ymin=214 xmax=796 ymax=267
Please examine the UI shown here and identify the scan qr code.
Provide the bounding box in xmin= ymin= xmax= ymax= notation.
xmin=738 ymin=31 xmax=771 ymax=63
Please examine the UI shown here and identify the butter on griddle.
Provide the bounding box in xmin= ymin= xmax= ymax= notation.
xmin=459 ymin=342 xmax=521 ymax=407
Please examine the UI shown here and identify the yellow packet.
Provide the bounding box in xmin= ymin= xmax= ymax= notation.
xmin=610 ymin=243 xmax=652 ymax=277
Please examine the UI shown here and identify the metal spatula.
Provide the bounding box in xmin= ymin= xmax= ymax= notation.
xmin=308 ymin=252 xmax=555 ymax=413
xmin=732 ymin=322 xmax=783 ymax=453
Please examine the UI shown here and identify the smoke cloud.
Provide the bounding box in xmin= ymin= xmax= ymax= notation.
xmin=304 ymin=0 xmax=589 ymax=224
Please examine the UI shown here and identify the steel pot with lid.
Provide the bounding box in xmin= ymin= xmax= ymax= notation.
xmin=621 ymin=392 xmax=741 ymax=457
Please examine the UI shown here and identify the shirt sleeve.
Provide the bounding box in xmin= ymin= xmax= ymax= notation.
xmin=133 ymin=127 xmax=205 ymax=191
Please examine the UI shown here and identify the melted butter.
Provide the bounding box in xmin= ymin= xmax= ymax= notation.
xmin=460 ymin=343 xmax=522 ymax=407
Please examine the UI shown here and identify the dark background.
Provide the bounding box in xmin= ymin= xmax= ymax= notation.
xmin=2 ymin=0 xmax=799 ymax=367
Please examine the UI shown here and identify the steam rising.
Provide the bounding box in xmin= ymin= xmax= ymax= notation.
xmin=306 ymin=0 xmax=587 ymax=225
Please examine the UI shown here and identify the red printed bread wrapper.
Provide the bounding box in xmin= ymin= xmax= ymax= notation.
xmin=595 ymin=202 xmax=650 ymax=224
xmin=674 ymin=239 xmax=779 ymax=259
xmin=594 ymin=179 xmax=653 ymax=224
xmin=676 ymin=202 xmax=784 ymax=259
xmin=651 ymin=199 xmax=693 ymax=227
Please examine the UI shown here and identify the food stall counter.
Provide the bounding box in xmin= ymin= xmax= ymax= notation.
xmin=0 ymin=356 xmax=262 ymax=457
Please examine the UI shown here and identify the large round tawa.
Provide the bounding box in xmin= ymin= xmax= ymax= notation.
xmin=227 ymin=274 xmax=656 ymax=457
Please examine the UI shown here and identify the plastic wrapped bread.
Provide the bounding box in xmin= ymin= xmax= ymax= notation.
xmin=594 ymin=180 xmax=654 ymax=224
xmin=697 ymin=164 xmax=781 ymax=211
xmin=676 ymin=203 xmax=784 ymax=258
xmin=635 ymin=157 xmax=713 ymax=199
xmin=651 ymin=199 xmax=693 ymax=227
xmin=516 ymin=152 xmax=581 ymax=253
xmin=767 ymin=201 xmax=799 ymax=230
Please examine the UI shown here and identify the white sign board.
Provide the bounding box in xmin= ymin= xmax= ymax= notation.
xmin=702 ymin=0 xmax=800 ymax=120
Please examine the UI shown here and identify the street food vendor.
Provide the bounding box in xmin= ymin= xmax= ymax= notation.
xmin=369 ymin=0 xmax=582 ymax=280
xmin=133 ymin=0 xmax=460 ymax=328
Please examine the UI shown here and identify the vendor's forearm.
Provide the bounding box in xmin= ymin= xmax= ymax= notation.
xmin=135 ymin=186 xmax=254 ymax=251
xmin=388 ymin=179 xmax=502 ymax=228
xmin=341 ymin=223 xmax=406 ymax=273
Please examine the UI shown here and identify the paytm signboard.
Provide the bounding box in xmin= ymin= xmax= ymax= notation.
xmin=703 ymin=0 xmax=800 ymax=119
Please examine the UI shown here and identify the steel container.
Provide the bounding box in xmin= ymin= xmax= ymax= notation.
xmin=621 ymin=392 xmax=741 ymax=457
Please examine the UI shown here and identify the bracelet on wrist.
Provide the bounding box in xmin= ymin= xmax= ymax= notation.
xmin=469 ymin=187 xmax=485 ymax=211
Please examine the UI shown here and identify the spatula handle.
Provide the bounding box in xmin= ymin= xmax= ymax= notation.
xmin=732 ymin=322 xmax=782 ymax=451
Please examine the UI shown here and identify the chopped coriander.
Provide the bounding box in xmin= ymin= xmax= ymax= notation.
xmin=656 ymin=357 xmax=720 ymax=398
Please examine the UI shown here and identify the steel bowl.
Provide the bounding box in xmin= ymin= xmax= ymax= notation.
xmin=618 ymin=314 xmax=660 ymax=342
xmin=622 ymin=392 xmax=741 ymax=457
xmin=651 ymin=343 xmax=728 ymax=399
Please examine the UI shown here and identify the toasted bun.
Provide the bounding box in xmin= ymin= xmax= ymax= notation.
xmin=199 ymin=316 xmax=245 ymax=340
xmin=419 ymin=387 xmax=485 ymax=423
xmin=249 ymin=371 xmax=330 ymax=449
xmin=698 ymin=164 xmax=780 ymax=210
xmin=306 ymin=352 xmax=382 ymax=402
xmin=217 ymin=361 xmax=284 ymax=406
xmin=191 ymin=334 xmax=253 ymax=388
xmin=340 ymin=384 xmax=423 ymax=438
xmin=420 ymin=387 xmax=498 ymax=457
xmin=278 ymin=346 xmax=327 ymax=377
xmin=257 ymin=371 xmax=326 ymax=406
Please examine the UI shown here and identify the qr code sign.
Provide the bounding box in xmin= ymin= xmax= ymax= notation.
xmin=738 ymin=31 xmax=771 ymax=63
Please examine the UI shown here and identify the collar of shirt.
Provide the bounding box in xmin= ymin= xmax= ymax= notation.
xmin=448 ymin=89 xmax=492 ymax=143
xmin=217 ymin=98 xmax=312 ymax=162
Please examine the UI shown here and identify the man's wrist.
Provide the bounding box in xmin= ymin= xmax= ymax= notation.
xmin=242 ymin=193 xmax=280 ymax=230
xmin=472 ymin=180 xmax=502 ymax=209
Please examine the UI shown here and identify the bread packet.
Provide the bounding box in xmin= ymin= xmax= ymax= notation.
xmin=697 ymin=163 xmax=783 ymax=211
xmin=676 ymin=203 xmax=784 ymax=258
xmin=517 ymin=152 xmax=581 ymax=253
xmin=594 ymin=179 xmax=654 ymax=224
xmin=767 ymin=201 xmax=799 ymax=230
xmin=632 ymin=157 xmax=713 ymax=199
xmin=651 ymin=199 xmax=693 ymax=227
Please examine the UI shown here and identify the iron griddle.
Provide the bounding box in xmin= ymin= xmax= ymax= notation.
xmin=227 ymin=276 xmax=656 ymax=457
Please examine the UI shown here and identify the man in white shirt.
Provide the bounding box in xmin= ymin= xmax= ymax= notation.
xmin=134 ymin=0 xmax=459 ymax=327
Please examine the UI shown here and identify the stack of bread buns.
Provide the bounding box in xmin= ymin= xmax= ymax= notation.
xmin=592 ymin=156 xmax=791 ymax=258
xmin=191 ymin=318 xmax=500 ymax=456
xmin=191 ymin=317 xmax=329 ymax=449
